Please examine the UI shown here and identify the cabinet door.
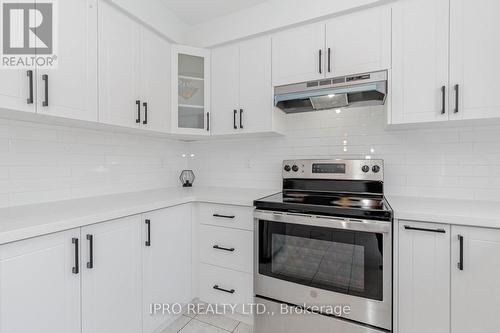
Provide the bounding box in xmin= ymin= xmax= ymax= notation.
xmin=0 ymin=229 xmax=81 ymax=333
xmin=398 ymin=221 xmax=450 ymax=333
xmin=81 ymin=215 xmax=142 ymax=333
xmin=140 ymin=27 xmax=171 ymax=133
xmin=37 ymin=0 xmax=98 ymax=122
xmin=211 ymin=44 xmax=240 ymax=135
xmin=391 ymin=0 xmax=450 ymax=124
xmin=325 ymin=6 xmax=391 ymax=77
xmin=142 ymin=205 xmax=192 ymax=333
xmin=172 ymin=45 xmax=211 ymax=135
xmin=451 ymin=226 xmax=500 ymax=333
xmin=450 ymin=0 xmax=500 ymax=120
xmin=98 ymin=0 xmax=140 ymax=128
xmin=272 ymin=23 xmax=325 ymax=86
xmin=239 ymin=36 xmax=273 ymax=133
xmin=0 ymin=69 xmax=36 ymax=113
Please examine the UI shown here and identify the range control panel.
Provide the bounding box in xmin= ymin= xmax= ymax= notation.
xmin=282 ymin=159 xmax=384 ymax=181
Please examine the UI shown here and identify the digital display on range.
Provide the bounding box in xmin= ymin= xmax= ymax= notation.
xmin=312 ymin=163 xmax=346 ymax=174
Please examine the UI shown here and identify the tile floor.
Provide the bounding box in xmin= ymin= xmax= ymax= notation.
xmin=161 ymin=312 xmax=253 ymax=333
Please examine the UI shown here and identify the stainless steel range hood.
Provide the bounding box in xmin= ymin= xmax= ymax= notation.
xmin=274 ymin=70 xmax=387 ymax=113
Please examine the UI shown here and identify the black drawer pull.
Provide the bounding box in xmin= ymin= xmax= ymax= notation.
xmin=86 ymin=234 xmax=94 ymax=269
xmin=458 ymin=235 xmax=464 ymax=271
xmin=404 ymin=225 xmax=446 ymax=234
xmin=213 ymin=214 xmax=235 ymax=219
xmin=213 ymin=245 xmax=235 ymax=252
xmin=213 ymin=285 xmax=235 ymax=294
xmin=145 ymin=219 xmax=151 ymax=247
xmin=72 ymin=238 xmax=79 ymax=274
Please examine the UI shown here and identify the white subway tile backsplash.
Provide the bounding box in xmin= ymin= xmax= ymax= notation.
xmin=0 ymin=119 xmax=188 ymax=208
xmin=188 ymin=107 xmax=500 ymax=201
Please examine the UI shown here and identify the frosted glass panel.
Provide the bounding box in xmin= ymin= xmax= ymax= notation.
xmin=179 ymin=54 xmax=204 ymax=78
xmin=177 ymin=53 xmax=205 ymax=130
xmin=178 ymin=106 xmax=204 ymax=129
xmin=178 ymin=77 xmax=204 ymax=107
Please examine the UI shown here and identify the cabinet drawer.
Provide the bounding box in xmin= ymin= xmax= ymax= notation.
xmin=200 ymin=224 xmax=253 ymax=273
xmin=199 ymin=263 xmax=253 ymax=312
xmin=198 ymin=203 xmax=254 ymax=231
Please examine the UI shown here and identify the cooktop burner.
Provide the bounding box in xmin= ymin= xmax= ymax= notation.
xmin=282 ymin=192 xmax=385 ymax=209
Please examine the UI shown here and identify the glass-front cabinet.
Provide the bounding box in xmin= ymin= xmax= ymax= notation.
xmin=171 ymin=45 xmax=211 ymax=135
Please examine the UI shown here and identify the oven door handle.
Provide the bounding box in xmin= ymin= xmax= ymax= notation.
xmin=254 ymin=210 xmax=391 ymax=233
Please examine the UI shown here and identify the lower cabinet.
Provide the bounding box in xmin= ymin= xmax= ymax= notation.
xmin=0 ymin=229 xmax=81 ymax=333
xmin=398 ymin=221 xmax=500 ymax=333
xmin=397 ymin=221 xmax=450 ymax=333
xmin=451 ymin=226 xmax=500 ymax=333
xmin=81 ymin=215 xmax=142 ymax=333
xmin=142 ymin=204 xmax=193 ymax=333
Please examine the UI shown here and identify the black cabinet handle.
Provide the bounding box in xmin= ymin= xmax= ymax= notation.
xmin=86 ymin=234 xmax=94 ymax=269
xmin=233 ymin=109 xmax=237 ymax=130
xmin=42 ymin=74 xmax=48 ymax=107
xmin=328 ymin=48 xmax=331 ymax=73
xmin=72 ymin=238 xmax=79 ymax=274
xmin=318 ymin=49 xmax=322 ymax=74
xmin=136 ymin=100 xmax=141 ymax=123
xmin=207 ymin=112 xmax=210 ymax=131
xmin=239 ymin=109 xmax=243 ymax=129
xmin=213 ymin=245 xmax=235 ymax=252
xmin=27 ymin=70 xmax=34 ymax=104
xmin=145 ymin=219 xmax=151 ymax=247
xmin=213 ymin=214 xmax=235 ymax=219
xmin=458 ymin=235 xmax=464 ymax=271
xmin=142 ymin=102 xmax=148 ymax=125
xmin=213 ymin=285 xmax=235 ymax=294
xmin=441 ymin=86 xmax=446 ymax=115
xmin=404 ymin=225 xmax=446 ymax=234
xmin=454 ymin=84 xmax=459 ymax=114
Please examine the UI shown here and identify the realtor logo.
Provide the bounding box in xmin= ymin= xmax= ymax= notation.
xmin=1 ymin=0 xmax=57 ymax=68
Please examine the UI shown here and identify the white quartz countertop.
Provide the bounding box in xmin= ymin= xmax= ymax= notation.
xmin=387 ymin=195 xmax=500 ymax=229
xmin=0 ymin=187 xmax=278 ymax=245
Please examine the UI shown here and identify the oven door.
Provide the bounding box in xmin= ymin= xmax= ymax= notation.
xmin=254 ymin=210 xmax=392 ymax=331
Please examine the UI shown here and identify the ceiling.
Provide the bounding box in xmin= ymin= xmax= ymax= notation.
xmin=160 ymin=0 xmax=270 ymax=26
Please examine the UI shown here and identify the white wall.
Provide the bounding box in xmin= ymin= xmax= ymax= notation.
xmin=108 ymin=0 xmax=187 ymax=43
xmin=186 ymin=0 xmax=394 ymax=47
xmin=0 ymin=118 xmax=189 ymax=208
xmin=188 ymin=107 xmax=500 ymax=201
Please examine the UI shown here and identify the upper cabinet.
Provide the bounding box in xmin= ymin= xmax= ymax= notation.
xmin=99 ymin=1 xmax=171 ymax=133
xmin=391 ymin=0 xmax=450 ymax=124
xmin=171 ymin=45 xmax=211 ymax=135
xmin=325 ymin=6 xmax=391 ymax=77
xmin=449 ymin=0 xmax=500 ymax=121
xmin=272 ymin=7 xmax=391 ymax=86
xmin=212 ymin=36 xmax=283 ymax=135
xmin=391 ymin=0 xmax=500 ymax=124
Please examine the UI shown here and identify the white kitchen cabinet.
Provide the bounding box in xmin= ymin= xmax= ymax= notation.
xmin=325 ymin=6 xmax=391 ymax=77
xmin=449 ymin=0 xmax=500 ymax=120
xmin=451 ymin=226 xmax=500 ymax=333
xmin=0 ymin=70 xmax=35 ymax=113
xmin=0 ymin=229 xmax=81 ymax=333
xmin=81 ymin=215 xmax=142 ymax=333
xmin=139 ymin=27 xmax=172 ymax=133
xmin=391 ymin=0 xmax=450 ymax=124
xmin=37 ymin=0 xmax=98 ymax=122
xmin=172 ymin=45 xmax=211 ymax=135
xmin=397 ymin=221 xmax=450 ymax=333
xmin=272 ymin=23 xmax=326 ymax=86
xmin=142 ymin=205 xmax=192 ymax=333
xmin=212 ymin=36 xmax=278 ymax=135
xmin=98 ymin=0 xmax=141 ymax=128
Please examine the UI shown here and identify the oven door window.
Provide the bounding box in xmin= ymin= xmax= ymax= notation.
xmin=259 ymin=220 xmax=384 ymax=301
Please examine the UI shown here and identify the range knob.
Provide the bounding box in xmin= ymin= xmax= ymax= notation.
xmin=362 ymin=165 xmax=370 ymax=173
xmin=284 ymin=165 xmax=291 ymax=172
xmin=292 ymin=165 xmax=299 ymax=172
xmin=372 ymin=165 xmax=381 ymax=173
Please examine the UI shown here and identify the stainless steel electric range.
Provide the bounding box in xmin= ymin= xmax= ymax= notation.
xmin=254 ymin=159 xmax=393 ymax=333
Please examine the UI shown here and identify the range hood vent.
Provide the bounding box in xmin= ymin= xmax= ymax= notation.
xmin=274 ymin=71 xmax=388 ymax=114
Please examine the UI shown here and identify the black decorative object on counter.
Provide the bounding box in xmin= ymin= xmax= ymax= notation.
xmin=180 ymin=170 xmax=195 ymax=187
